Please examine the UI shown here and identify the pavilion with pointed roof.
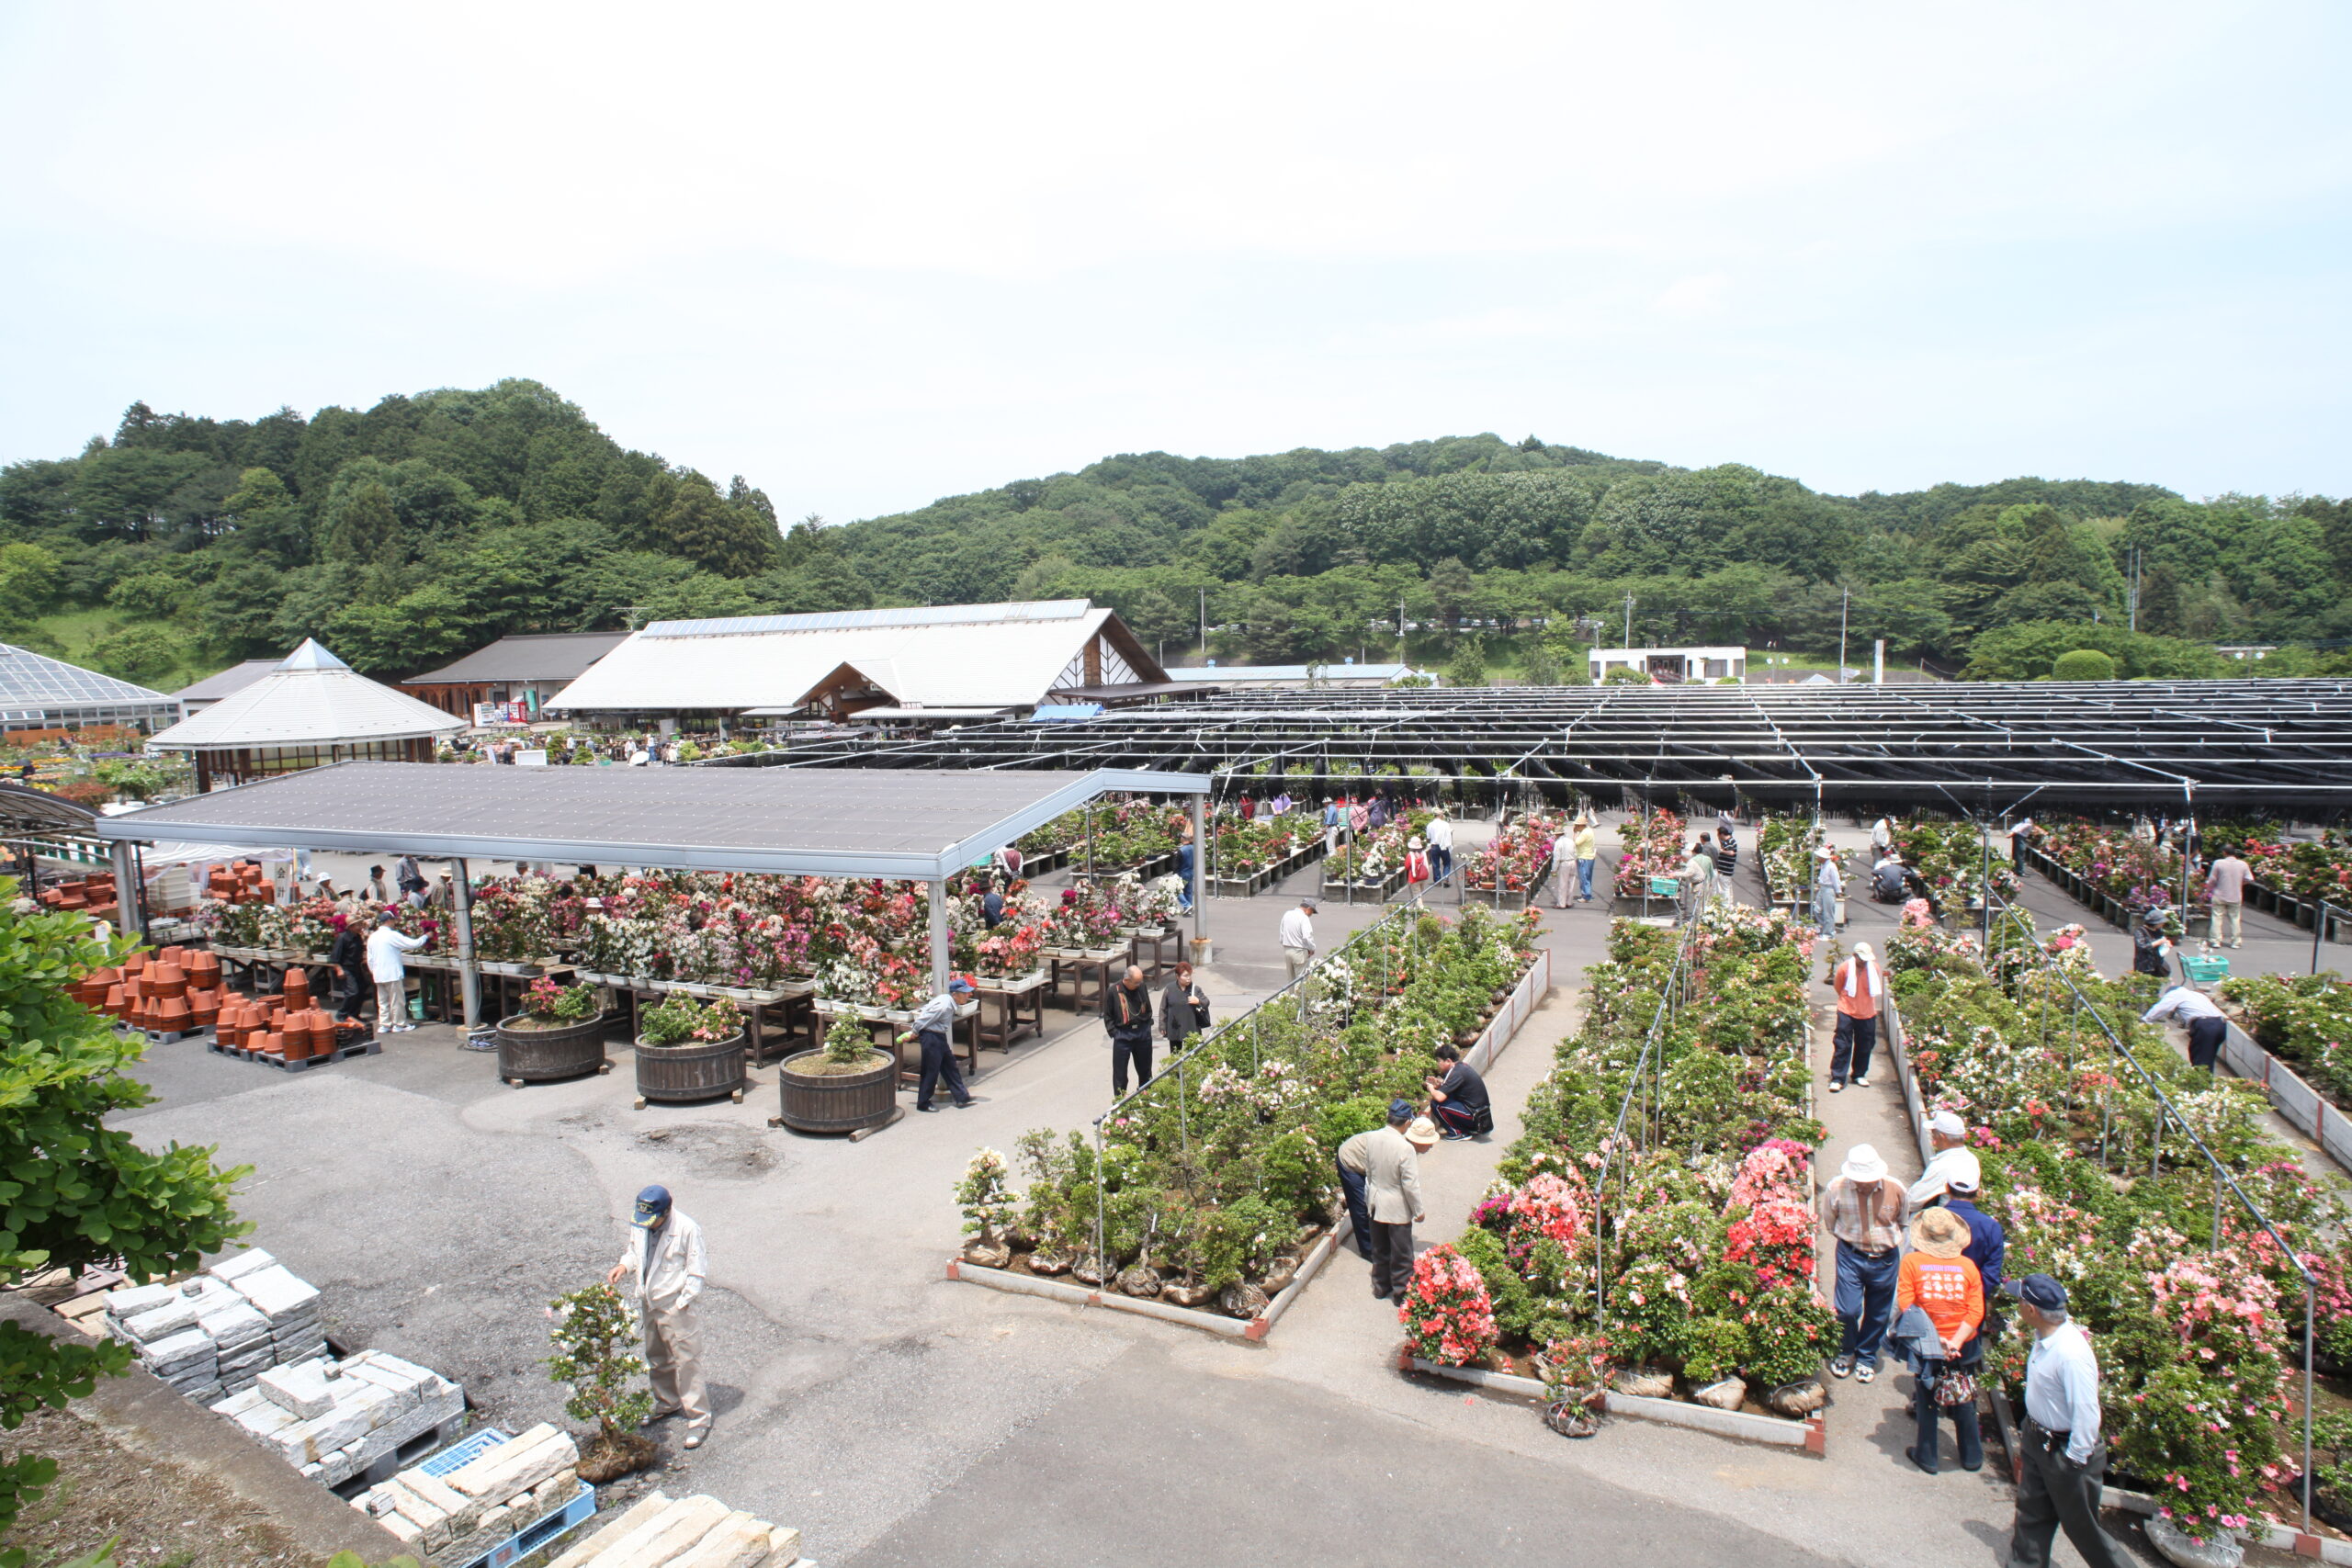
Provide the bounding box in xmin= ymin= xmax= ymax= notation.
xmin=145 ymin=640 xmax=468 ymax=791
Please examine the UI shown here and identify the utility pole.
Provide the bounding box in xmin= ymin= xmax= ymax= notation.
xmin=2129 ymin=546 xmax=2142 ymax=632
xmin=1398 ymin=597 xmax=1407 ymax=667
xmin=1838 ymin=588 xmax=1849 ymax=683
xmin=1199 ymin=589 xmax=1207 ymax=656
xmin=1623 ymin=592 xmax=1634 ymax=649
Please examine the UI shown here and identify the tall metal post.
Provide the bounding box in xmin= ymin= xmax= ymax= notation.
xmin=108 ymin=839 xmax=145 ymax=943
xmin=928 ymin=874 xmax=951 ymax=996
xmin=1189 ymin=792 xmax=1209 ymax=964
xmin=450 ymin=857 xmax=482 ymax=1032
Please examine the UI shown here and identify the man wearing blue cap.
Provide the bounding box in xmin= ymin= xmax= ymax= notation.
xmin=906 ymin=977 xmax=976 ymax=1112
xmin=605 ymin=1185 xmax=711 ymax=1449
xmin=2003 ymin=1272 xmax=2131 ymax=1568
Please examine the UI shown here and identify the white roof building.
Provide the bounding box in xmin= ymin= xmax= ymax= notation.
xmin=169 ymin=657 xmax=279 ymax=720
xmin=547 ymin=601 xmax=1170 ymax=720
xmin=1588 ymin=647 xmax=1747 ymax=684
xmin=146 ymin=640 xmax=466 ymax=791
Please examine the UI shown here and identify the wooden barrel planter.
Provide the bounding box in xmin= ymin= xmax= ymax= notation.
xmin=775 ymin=1047 xmax=897 ymax=1134
xmin=633 ymin=1032 xmax=748 ymax=1108
xmin=495 ymin=1013 xmax=613 ymax=1087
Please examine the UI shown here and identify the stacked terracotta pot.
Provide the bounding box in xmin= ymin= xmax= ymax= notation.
xmin=73 ymin=945 xmax=229 ymax=1034
xmin=214 ymin=966 xmax=353 ymax=1062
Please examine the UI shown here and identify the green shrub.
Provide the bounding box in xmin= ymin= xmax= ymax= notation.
xmin=2051 ymin=649 xmax=2116 ymax=682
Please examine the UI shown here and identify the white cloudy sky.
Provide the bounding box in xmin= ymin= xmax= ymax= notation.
xmin=3 ymin=2 xmax=2347 ymax=520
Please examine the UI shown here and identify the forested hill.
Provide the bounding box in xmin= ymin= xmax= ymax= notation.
xmin=1 ymin=379 xmax=2346 ymax=692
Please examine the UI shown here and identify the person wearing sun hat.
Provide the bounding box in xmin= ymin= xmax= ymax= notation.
xmin=1905 ymin=1109 xmax=1983 ymax=1219
xmin=1894 ymin=1206 xmax=1984 ymax=1473
xmin=1811 ymin=844 xmax=1843 ymax=938
xmin=1827 ymin=940 xmax=1883 ymax=1091
xmin=2003 ymin=1273 xmax=2132 ymax=1568
xmin=1815 ymin=1143 xmax=1907 ymax=1382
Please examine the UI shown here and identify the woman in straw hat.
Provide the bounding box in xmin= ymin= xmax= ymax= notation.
xmin=1894 ymin=1206 xmax=1985 ymax=1473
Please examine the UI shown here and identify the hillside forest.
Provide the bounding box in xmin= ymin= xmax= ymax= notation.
xmin=1 ymin=378 xmax=2347 ymax=694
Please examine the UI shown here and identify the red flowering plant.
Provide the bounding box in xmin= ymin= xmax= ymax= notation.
xmin=1398 ymin=1244 xmax=1500 ymax=1367
xmin=1464 ymin=814 xmax=1563 ymax=894
xmin=1611 ymin=808 xmax=1687 ymax=897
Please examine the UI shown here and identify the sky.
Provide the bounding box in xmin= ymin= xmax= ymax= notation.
xmin=3 ymin=2 xmax=2348 ymax=523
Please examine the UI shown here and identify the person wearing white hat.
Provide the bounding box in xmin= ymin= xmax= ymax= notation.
xmin=1906 ymin=1111 xmax=1984 ymax=1220
xmin=1551 ymin=819 xmax=1578 ymax=909
xmin=1811 ymin=845 xmax=1843 ymax=938
xmin=1828 ymin=941 xmax=1883 ymax=1091
xmin=1816 ymin=1143 xmax=1907 ymax=1382
xmin=1571 ymin=816 xmax=1598 ymax=902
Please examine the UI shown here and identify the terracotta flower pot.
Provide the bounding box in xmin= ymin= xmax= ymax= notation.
xmin=189 ymin=992 xmax=219 ymax=1025
xmin=261 ymin=1031 xmax=288 ymax=1057
xmin=156 ymin=998 xmax=190 ymax=1028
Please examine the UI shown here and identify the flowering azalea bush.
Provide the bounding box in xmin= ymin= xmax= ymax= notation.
xmin=1464 ymin=813 xmax=1563 ymax=894
xmin=1756 ymin=813 xmax=1825 ymax=904
xmin=1890 ymin=815 xmax=2021 ymax=907
xmin=1612 ymin=808 xmax=1687 ymax=897
xmin=1399 ymin=1244 xmax=1500 ymax=1366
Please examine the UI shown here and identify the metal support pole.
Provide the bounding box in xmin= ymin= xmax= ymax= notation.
xmin=107 ymin=839 xmax=145 ymax=943
xmin=1085 ymin=801 xmax=1094 ymax=880
xmin=2316 ymin=901 xmax=2330 ymax=977
xmin=450 ymin=857 xmax=482 ymax=1032
xmin=928 ymin=876 xmax=950 ymax=997
xmin=1189 ymin=792 xmax=1208 ymax=964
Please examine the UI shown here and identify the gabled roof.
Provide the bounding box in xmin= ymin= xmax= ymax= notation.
xmin=0 ymin=643 xmax=173 ymax=714
xmin=172 ymin=659 xmax=281 ymax=705
xmin=146 ymin=640 xmax=468 ymax=750
xmin=401 ymin=631 xmax=630 ymax=686
xmin=548 ymin=600 xmax=1166 ymax=714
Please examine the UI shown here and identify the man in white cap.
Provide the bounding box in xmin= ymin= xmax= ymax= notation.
xmin=1551 ymin=818 xmax=1577 ymax=909
xmin=1827 ymin=940 xmax=1883 ymax=1091
xmin=1906 ymin=1111 xmax=1983 ymax=1220
xmin=1816 ymin=1143 xmax=1906 ymax=1382
xmin=1811 ymin=845 xmax=1842 ymax=938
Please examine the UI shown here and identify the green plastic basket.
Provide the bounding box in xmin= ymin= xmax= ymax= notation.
xmin=2181 ymin=954 xmax=2230 ymax=984
xmin=1647 ymin=876 xmax=1681 ymax=897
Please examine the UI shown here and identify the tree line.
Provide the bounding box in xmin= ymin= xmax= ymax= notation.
xmin=2 ymin=384 xmax=2346 ymax=687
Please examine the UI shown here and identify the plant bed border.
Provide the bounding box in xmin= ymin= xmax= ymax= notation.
xmin=946 ymin=1228 xmax=1339 ymax=1341
xmin=1394 ymin=1348 xmax=1826 ymax=1453
xmin=1206 ymin=838 xmax=1328 ymax=898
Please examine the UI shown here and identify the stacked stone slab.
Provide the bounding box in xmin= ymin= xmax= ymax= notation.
xmin=213 ymin=1348 xmax=465 ymax=1487
xmin=99 ymin=1248 xmax=327 ymax=1403
xmin=350 ymin=1422 xmax=585 ymax=1562
xmin=542 ymin=1489 xmax=804 ymax=1568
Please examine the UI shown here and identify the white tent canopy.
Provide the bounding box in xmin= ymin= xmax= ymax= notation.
xmin=146 ymin=641 xmax=467 ymax=750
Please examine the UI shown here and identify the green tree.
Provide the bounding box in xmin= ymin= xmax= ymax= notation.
xmin=326 ymin=480 xmax=401 ymax=565
xmin=1446 ymin=635 xmax=1488 ymax=687
xmin=660 ymin=478 xmax=775 ymax=577
xmin=0 ymin=544 xmax=62 ymax=622
xmin=85 ymin=625 xmax=184 ymax=687
xmin=0 ymin=891 xmax=249 ymax=1557
xmin=220 ymin=467 xmax=309 ymax=567
xmin=2050 ymin=649 xmax=2117 ymax=682
xmin=104 ymin=573 xmax=179 ymax=621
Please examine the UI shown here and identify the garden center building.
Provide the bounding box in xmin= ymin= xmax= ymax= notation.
xmin=546 ymin=600 xmax=1170 ymax=725
xmin=0 ymin=642 xmax=176 ymax=734
xmin=401 ymin=630 xmax=630 ymax=723
xmin=169 ymin=658 xmax=279 ymax=722
xmin=143 ymin=639 xmax=467 ymax=792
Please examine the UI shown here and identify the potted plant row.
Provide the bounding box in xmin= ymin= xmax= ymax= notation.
xmin=632 ymin=993 xmax=747 ymax=1108
xmin=495 ymin=977 xmax=612 ymax=1087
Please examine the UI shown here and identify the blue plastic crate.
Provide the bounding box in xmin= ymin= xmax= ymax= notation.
xmin=419 ymin=1428 xmax=597 ymax=1568
xmin=2182 ymin=953 xmax=2230 ymax=984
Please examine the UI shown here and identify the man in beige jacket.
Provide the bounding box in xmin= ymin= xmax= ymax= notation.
xmin=605 ymin=1184 xmax=712 ymax=1449
xmin=1362 ymin=1100 xmax=1431 ymax=1301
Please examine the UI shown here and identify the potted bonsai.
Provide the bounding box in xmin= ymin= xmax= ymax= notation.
xmin=632 ymin=992 xmax=747 ymax=1108
xmin=496 ymin=977 xmax=611 ymax=1087
xmin=956 ymin=1146 xmax=1015 ymax=1268
xmin=544 ymin=1281 xmax=655 ymax=1482
xmin=775 ymin=1010 xmax=897 ymax=1135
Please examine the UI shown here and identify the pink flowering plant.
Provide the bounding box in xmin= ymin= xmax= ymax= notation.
xmin=1398 ymin=1244 xmax=1500 ymax=1367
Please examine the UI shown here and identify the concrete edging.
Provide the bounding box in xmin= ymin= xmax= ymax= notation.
xmin=946 ymin=1227 xmax=1340 ymax=1342
xmin=2099 ymin=1481 xmax=2347 ymax=1562
xmin=1396 ymin=1348 xmax=1825 ymax=1452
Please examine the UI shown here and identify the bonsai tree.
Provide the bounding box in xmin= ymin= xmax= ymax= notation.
xmin=544 ymin=1281 xmax=654 ymax=1481
xmin=638 ymin=993 xmax=740 ymax=1046
xmin=955 ymin=1147 xmax=1016 ymax=1266
xmin=518 ymin=977 xmax=599 ymax=1025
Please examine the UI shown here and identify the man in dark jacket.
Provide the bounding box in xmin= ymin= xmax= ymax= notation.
xmin=1106 ymin=964 xmax=1155 ymax=1097
xmin=1160 ymin=961 xmax=1209 ymax=1052
xmin=328 ymin=920 xmax=370 ymax=1022
xmin=1425 ymin=1042 xmax=1493 ymax=1140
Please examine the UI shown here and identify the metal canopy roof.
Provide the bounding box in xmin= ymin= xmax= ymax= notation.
xmin=93 ymin=761 xmax=1207 ymax=879
xmin=743 ymin=680 xmax=2352 ymax=816
xmin=0 ymin=781 xmax=98 ymax=836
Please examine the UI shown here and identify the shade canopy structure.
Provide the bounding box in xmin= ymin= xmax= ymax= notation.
xmin=0 ymin=781 xmax=98 ymax=837
xmin=93 ymin=761 xmax=1210 ymax=881
xmin=739 ymin=680 xmax=2352 ymax=817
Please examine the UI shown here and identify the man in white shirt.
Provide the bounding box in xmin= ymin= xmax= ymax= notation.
xmin=1905 ymin=1110 xmax=1982 ymax=1219
xmin=605 ymin=1185 xmax=713 ymax=1450
xmin=2144 ymin=980 xmax=2229 ymax=1072
xmin=1551 ymin=822 xmax=1577 ymax=909
xmin=2004 ymin=1273 xmax=2131 ymax=1568
xmin=1423 ymin=811 xmax=1453 ymax=884
xmin=364 ymin=910 xmax=426 ymax=1033
xmin=2204 ymin=850 xmax=2251 ymax=948
xmin=1277 ymin=899 xmax=1317 ymax=988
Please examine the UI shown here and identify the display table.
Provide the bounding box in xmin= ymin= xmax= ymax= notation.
xmin=973 ymin=971 xmax=1046 ymax=1050
xmin=1044 ymin=948 xmax=1121 ymax=1013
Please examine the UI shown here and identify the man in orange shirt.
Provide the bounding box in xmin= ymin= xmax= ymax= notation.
xmin=1895 ymin=1207 xmax=1984 ymax=1473
xmin=1828 ymin=940 xmax=1883 ymax=1092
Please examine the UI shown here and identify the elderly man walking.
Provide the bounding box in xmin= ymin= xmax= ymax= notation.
xmin=2204 ymin=846 xmax=2252 ymax=949
xmin=2005 ymin=1273 xmax=2133 ymax=1568
xmin=605 ymin=1185 xmax=712 ymax=1450
xmin=1278 ymin=898 xmax=1317 ymax=987
xmin=1361 ymin=1100 xmax=1432 ymax=1301
xmin=1818 ymin=1144 xmax=1906 ymax=1382
xmin=1105 ymin=964 xmax=1155 ymax=1097
xmin=1812 ymin=845 xmax=1843 ymax=939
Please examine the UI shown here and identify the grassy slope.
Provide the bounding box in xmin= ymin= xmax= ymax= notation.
xmin=23 ymin=605 xmax=230 ymax=696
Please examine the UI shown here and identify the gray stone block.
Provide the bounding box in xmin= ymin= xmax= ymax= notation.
xmin=206 ymin=1248 xmax=277 ymax=1282
xmin=231 ymin=1265 xmax=321 ymax=1322
xmin=104 ymin=1283 xmax=175 ymax=1319
xmin=257 ymin=1361 xmax=335 ymax=1420
xmin=141 ymin=1327 xmax=218 ymax=1373
xmin=121 ymin=1301 xmax=200 ymax=1342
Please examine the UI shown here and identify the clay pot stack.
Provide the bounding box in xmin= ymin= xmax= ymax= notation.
xmin=215 ymin=985 xmax=358 ymax=1063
